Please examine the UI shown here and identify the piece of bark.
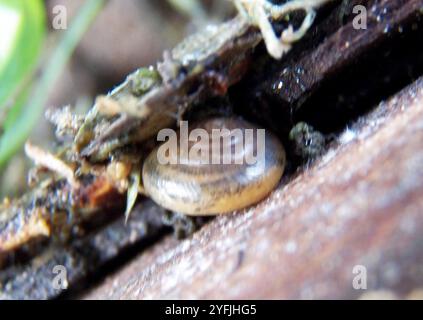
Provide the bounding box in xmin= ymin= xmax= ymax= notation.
xmin=230 ymin=0 xmax=423 ymax=141
xmin=266 ymin=0 xmax=423 ymax=106
xmin=83 ymin=77 xmax=423 ymax=299
xmin=0 ymin=200 xmax=167 ymax=300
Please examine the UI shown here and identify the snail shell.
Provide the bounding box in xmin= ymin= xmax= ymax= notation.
xmin=142 ymin=117 xmax=285 ymax=216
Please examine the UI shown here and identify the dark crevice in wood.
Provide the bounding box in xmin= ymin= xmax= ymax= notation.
xmin=231 ymin=0 xmax=423 ymax=137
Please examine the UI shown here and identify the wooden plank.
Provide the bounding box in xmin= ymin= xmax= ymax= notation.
xmin=264 ymin=0 xmax=423 ymax=105
xmin=84 ymin=77 xmax=423 ymax=299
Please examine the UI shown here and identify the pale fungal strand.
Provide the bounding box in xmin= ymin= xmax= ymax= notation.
xmin=25 ymin=142 xmax=79 ymax=188
xmin=235 ymin=0 xmax=336 ymax=59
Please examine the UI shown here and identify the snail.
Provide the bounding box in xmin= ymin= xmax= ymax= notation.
xmin=142 ymin=117 xmax=285 ymax=216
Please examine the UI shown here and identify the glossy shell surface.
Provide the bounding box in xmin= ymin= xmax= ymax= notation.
xmin=142 ymin=117 xmax=285 ymax=215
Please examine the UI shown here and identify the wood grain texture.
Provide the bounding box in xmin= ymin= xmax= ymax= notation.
xmin=264 ymin=0 xmax=423 ymax=105
xmin=83 ymin=77 xmax=423 ymax=300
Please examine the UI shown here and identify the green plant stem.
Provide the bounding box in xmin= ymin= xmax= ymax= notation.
xmin=0 ymin=0 xmax=106 ymax=169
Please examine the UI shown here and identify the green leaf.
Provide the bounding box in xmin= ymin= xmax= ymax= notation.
xmin=0 ymin=0 xmax=46 ymax=110
xmin=125 ymin=169 xmax=141 ymax=224
xmin=0 ymin=0 xmax=106 ymax=169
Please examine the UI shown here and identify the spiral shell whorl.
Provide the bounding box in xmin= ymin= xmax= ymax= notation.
xmin=142 ymin=117 xmax=285 ymax=215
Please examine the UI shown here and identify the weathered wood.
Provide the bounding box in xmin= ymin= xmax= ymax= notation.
xmin=84 ymin=77 xmax=423 ymax=299
xmin=0 ymin=200 xmax=167 ymax=299
xmin=2 ymin=0 xmax=423 ymax=299
xmin=265 ymin=0 xmax=423 ymax=106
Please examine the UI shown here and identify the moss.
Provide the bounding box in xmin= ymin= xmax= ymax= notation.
xmin=161 ymin=211 xmax=210 ymax=239
xmin=289 ymin=122 xmax=326 ymax=162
